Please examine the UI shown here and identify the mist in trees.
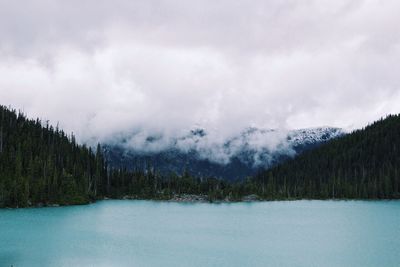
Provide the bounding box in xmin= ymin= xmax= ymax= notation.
xmin=1 ymin=105 xmax=399 ymax=208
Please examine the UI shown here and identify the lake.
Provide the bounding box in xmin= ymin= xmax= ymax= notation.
xmin=0 ymin=200 xmax=399 ymax=267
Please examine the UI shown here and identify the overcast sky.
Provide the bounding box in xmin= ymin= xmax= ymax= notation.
xmin=0 ymin=0 xmax=400 ymax=144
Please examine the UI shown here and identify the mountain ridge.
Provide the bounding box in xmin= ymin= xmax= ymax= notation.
xmin=104 ymin=126 xmax=344 ymax=180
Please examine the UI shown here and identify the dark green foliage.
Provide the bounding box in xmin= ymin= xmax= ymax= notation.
xmin=105 ymin=167 xmax=252 ymax=202
xmin=253 ymin=115 xmax=400 ymax=199
xmin=0 ymin=106 xmax=106 ymax=207
xmin=0 ymin=105 xmax=249 ymax=207
xmin=1 ymin=104 xmax=399 ymax=208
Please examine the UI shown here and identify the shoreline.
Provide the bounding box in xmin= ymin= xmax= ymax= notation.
xmin=2 ymin=194 xmax=400 ymax=209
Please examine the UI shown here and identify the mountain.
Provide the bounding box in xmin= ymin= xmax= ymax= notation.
xmin=253 ymin=115 xmax=400 ymax=199
xmin=104 ymin=127 xmax=344 ymax=181
xmin=1 ymin=104 xmax=399 ymax=205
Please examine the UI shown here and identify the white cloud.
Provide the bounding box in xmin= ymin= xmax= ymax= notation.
xmin=0 ymin=0 xmax=400 ymax=151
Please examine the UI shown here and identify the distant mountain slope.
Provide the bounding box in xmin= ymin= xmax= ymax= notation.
xmin=104 ymin=127 xmax=344 ymax=181
xmin=253 ymin=115 xmax=400 ymax=199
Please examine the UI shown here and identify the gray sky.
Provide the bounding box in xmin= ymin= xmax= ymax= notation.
xmin=0 ymin=0 xmax=400 ymax=144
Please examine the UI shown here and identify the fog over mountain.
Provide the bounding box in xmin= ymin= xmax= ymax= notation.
xmin=104 ymin=126 xmax=344 ymax=180
xmin=1 ymin=0 xmax=400 ymax=150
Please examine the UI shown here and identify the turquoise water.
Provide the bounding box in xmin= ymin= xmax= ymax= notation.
xmin=0 ymin=200 xmax=399 ymax=267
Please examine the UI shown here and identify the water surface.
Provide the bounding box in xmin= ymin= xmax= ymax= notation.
xmin=0 ymin=200 xmax=399 ymax=267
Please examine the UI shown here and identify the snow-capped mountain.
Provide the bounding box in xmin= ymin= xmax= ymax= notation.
xmin=104 ymin=127 xmax=345 ymax=181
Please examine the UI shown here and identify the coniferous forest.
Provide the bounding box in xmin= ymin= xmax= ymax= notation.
xmin=1 ymin=105 xmax=400 ymax=208
xmin=253 ymin=115 xmax=400 ymax=199
xmin=0 ymin=106 xmax=246 ymax=207
xmin=0 ymin=105 xmax=107 ymax=207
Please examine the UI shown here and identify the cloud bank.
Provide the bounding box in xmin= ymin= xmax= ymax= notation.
xmin=0 ymin=0 xmax=400 ymax=150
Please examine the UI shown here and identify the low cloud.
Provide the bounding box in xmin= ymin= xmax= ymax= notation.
xmin=0 ymin=0 xmax=400 ymax=154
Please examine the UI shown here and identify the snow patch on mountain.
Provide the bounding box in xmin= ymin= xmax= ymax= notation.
xmin=105 ymin=126 xmax=345 ymax=168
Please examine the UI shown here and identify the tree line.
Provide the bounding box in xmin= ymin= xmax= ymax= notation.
xmin=0 ymin=106 xmax=252 ymax=207
xmin=1 ymin=105 xmax=400 ymax=207
xmin=252 ymin=115 xmax=400 ymax=199
xmin=0 ymin=106 xmax=108 ymax=207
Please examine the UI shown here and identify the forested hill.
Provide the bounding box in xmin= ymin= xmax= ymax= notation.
xmin=0 ymin=105 xmax=107 ymax=207
xmin=0 ymin=106 xmax=249 ymax=207
xmin=1 ymin=104 xmax=399 ymax=207
xmin=253 ymin=115 xmax=400 ymax=199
